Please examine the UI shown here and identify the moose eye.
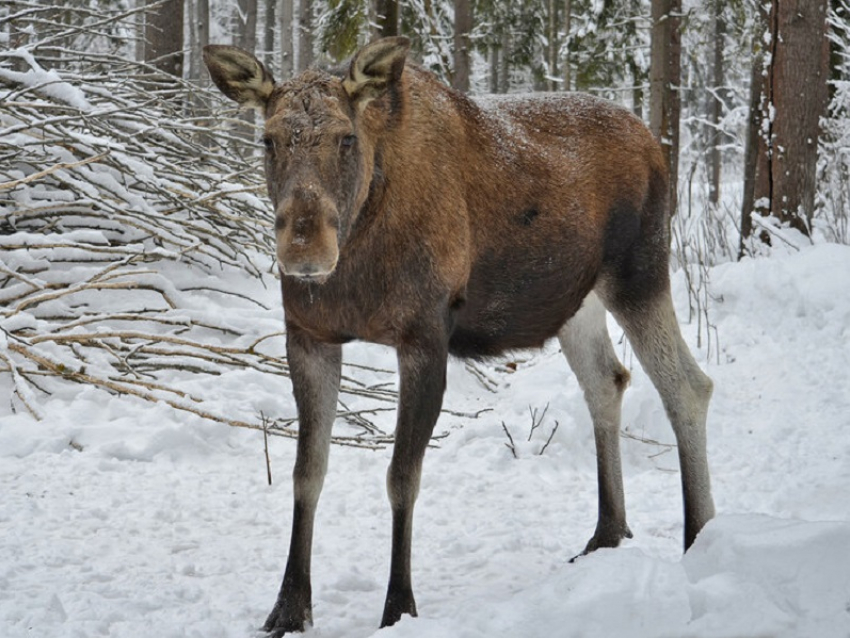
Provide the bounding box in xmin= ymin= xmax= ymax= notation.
xmin=263 ymin=136 xmax=275 ymax=153
xmin=340 ymin=134 xmax=357 ymax=149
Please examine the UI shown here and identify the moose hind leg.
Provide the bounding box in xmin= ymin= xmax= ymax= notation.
xmin=607 ymin=289 xmax=715 ymax=551
xmin=558 ymin=292 xmax=633 ymax=555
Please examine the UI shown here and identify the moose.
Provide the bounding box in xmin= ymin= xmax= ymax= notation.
xmin=204 ymin=37 xmax=715 ymax=635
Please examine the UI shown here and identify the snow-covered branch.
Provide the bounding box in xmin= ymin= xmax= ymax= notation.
xmin=0 ymin=19 xmax=410 ymax=449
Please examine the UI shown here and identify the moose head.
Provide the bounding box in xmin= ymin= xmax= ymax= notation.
xmin=203 ymin=38 xmax=410 ymax=283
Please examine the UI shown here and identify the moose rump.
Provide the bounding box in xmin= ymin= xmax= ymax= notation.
xmin=204 ymin=37 xmax=715 ymax=636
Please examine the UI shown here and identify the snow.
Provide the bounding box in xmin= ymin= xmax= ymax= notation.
xmin=0 ymin=49 xmax=91 ymax=111
xmin=2 ymin=241 xmax=850 ymax=638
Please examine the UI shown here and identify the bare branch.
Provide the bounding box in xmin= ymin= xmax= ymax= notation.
xmin=502 ymin=421 xmax=518 ymax=459
xmin=0 ymin=152 xmax=110 ymax=191
xmin=538 ymin=420 xmax=559 ymax=456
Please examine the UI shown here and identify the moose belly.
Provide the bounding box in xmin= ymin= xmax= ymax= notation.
xmin=449 ymin=250 xmax=597 ymax=359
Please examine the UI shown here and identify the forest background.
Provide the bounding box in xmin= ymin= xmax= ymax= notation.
xmin=0 ymin=0 xmax=848 ymax=439
xmin=0 ymin=0 xmax=848 ymax=451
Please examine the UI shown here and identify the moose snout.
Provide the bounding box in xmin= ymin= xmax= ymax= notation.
xmin=275 ymin=199 xmax=340 ymax=283
xmin=279 ymin=257 xmax=336 ymax=283
xmin=277 ymin=236 xmax=339 ymax=282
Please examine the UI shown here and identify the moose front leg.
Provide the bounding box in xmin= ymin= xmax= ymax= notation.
xmin=380 ymin=334 xmax=449 ymax=628
xmin=264 ymin=327 xmax=341 ymax=637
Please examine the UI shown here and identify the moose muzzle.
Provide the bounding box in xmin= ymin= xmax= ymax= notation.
xmin=275 ymin=192 xmax=340 ymax=283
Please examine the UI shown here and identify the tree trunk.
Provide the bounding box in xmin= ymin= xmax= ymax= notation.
xmin=452 ymin=0 xmax=473 ymax=92
xmin=489 ymin=45 xmax=499 ymax=93
xmin=562 ymin=0 xmax=572 ymax=91
xmin=235 ymin=0 xmax=258 ymax=52
xmin=375 ymin=0 xmax=399 ymax=37
xmin=135 ymin=0 xmax=147 ymax=63
xmin=187 ymin=0 xmax=197 ymax=79
xmin=547 ymin=0 xmax=558 ymax=91
xmin=649 ymin=0 xmax=682 ymax=216
xmin=263 ymin=0 xmax=277 ymax=72
xmin=6 ymin=1 xmax=31 ymax=72
xmin=743 ymin=0 xmax=829 ymax=245
xmin=499 ymin=31 xmax=510 ymax=94
xmin=630 ymin=58 xmax=644 ymax=118
xmin=187 ymin=0 xmax=209 ymax=83
xmin=193 ymin=0 xmax=212 ymax=147
xmin=232 ymin=0 xmax=259 ymax=141
xmin=770 ymin=0 xmax=830 ymax=233
xmin=145 ymin=0 xmax=184 ymax=78
xmin=299 ymin=0 xmax=314 ymax=71
xmin=280 ymin=0 xmax=294 ymax=79
xmin=739 ymin=10 xmax=769 ymax=253
xmin=707 ymin=0 xmax=725 ymax=207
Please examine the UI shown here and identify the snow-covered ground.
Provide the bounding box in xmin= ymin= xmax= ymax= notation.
xmin=2 ymin=241 xmax=849 ymax=638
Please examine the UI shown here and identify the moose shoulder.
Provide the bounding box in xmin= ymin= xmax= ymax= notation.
xmin=204 ymin=37 xmax=715 ymax=636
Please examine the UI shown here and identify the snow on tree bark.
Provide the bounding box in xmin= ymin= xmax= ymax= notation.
xmin=743 ymin=0 xmax=829 ymax=243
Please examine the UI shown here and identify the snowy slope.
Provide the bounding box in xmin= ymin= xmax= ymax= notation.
xmin=1 ymin=242 xmax=849 ymax=638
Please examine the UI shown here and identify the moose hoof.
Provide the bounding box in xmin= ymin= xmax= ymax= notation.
xmin=263 ymin=597 xmax=311 ymax=637
xmin=571 ymin=524 xmax=633 ymax=562
xmin=380 ymin=589 xmax=418 ymax=628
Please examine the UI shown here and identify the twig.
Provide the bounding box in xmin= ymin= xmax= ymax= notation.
xmin=527 ymin=403 xmax=549 ymax=441
xmin=0 ymin=348 xmax=43 ymax=419
xmin=538 ymin=420 xmax=559 ymax=456
xmin=464 ymin=361 xmax=499 ymax=393
xmin=619 ymin=429 xmax=676 ymax=448
xmin=502 ymin=421 xmax=518 ymax=459
xmin=261 ymin=412 xmax=273 ymax=486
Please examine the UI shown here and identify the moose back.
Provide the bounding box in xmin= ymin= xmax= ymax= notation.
xmin=204 ymin=37 xmax=715 ymax=636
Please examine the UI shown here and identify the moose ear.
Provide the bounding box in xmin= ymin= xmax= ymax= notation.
xmin=203 ymin=45 xmax=275 ymax=110
xmin=343 ymin=37 xmax=410 ymax=109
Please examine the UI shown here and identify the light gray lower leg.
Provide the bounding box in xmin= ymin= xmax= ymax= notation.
xmin=559 ymin=292 xmax=633 ymax=554
xmin=608 ymin=291 xmax=715 ymax=550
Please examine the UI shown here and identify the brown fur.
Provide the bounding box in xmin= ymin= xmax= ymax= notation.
xmin=269 ymin=67 xmax=668 ymax=354
xmin=204 ymin=38 xmax=714 ymax=636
